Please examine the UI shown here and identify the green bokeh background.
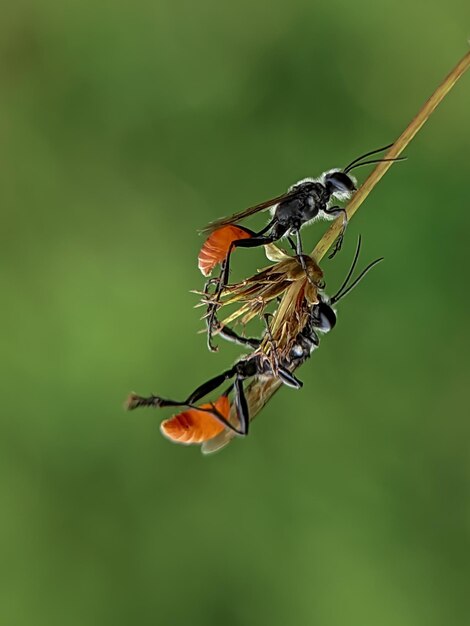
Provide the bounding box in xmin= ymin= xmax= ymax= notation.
xmin=1 ymin=1 xmax=469 ymax=625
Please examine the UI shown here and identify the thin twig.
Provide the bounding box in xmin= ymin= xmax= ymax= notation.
xmin=312 ymin=49 xmax=470 ymax=262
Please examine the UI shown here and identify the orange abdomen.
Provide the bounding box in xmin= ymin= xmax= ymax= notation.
xmin=198 ymin=225 xmax=253 ymax=276
xmin=160 ymin=395 xmax=231 ymax=445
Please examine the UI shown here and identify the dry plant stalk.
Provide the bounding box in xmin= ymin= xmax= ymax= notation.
xmin=312 ymin=50 xmax=470 ymax=261
xmin=213 ymin=254 xmax=323 ymax=327
xmin=202 ymin=274 xmax=319 ymax=453
xmin=202 ymin=50 xmax=470 ymax=454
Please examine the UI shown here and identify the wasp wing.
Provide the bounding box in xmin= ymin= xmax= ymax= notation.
xmin=199 ymin=190 xmax=296 ymax=234
xmin=200 ymin=426 xmax=235 ymax=454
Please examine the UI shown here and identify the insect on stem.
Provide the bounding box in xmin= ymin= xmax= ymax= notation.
xmin=205 ymin=49 xmax=470 ymax=454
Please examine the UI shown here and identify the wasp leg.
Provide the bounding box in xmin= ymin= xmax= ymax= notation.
xmin=324 ymin=205 xmax=348 ymax=259
xmin=292 ymin=230 xmax=321 ymax=289
xmin=205 ymin=296 xmax=259 ymax=352
xmin=127 ymin=369 xmax=248 ymax=435
xmin=287 ymin=236 xmax=297 ymax=252
xmin=220 ymin=232 xmax=280 ymax=289
xmin=293 ymin=229 xmax=304 ymax=257
xmin=205 ymin=297 xmax=261 ymax=351
xmin=182 ymin=367 xmax=241 ymax=407
xmin=205 ymin=303 xmax=221 ymax=352
xmin=277 ymin=366 xmax=303 ymax=389
xmin=233 ymin=375 xmax=250 ymax=436
xmin=203 ymin=279 xmax=224 ymax=352
xmin=217 ymin=324 xmax=261 ymax=349
xmin=202 ymin=277 xmax=221 ymax=297
xmin=128 ymin=367 xmax=237 ymax=411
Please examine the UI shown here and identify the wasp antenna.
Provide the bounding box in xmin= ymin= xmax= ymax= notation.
xmin=331 ymin=257 xmax=384 ymax=304
xmin=344 ymin=156 xmax=407 ymax=174
xmin=331 ymin=235 xmax=362 ymax=302
xmin=343 ymin=143 xmax=395 ymax=172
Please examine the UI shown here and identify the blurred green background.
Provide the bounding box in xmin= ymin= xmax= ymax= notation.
xmin=1 ymin=1 xmax=469 ymax=624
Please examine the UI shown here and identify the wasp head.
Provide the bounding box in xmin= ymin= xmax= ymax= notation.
xmin=323 ymin=169 xmax=357 ymax=201
xmin=313 ymin=298 xmax=337 ymax=333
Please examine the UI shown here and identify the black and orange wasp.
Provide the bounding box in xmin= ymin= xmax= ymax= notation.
xmin=198 ymin=142 xmax=403 ymax=350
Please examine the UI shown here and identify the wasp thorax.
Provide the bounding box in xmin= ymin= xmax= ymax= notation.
xmin=323 ymin=170 xmax=357 ymax=200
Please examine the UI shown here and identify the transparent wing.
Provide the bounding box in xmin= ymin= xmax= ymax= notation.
xmin=199 ymin=190 xmax=297 ymax=234
xmin=201 ymin=427 xmax=236 ymax=454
